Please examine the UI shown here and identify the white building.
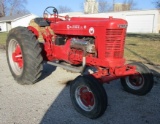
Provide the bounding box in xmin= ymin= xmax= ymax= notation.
xmin=0 ymin=13 xmax=37 ymax=32
xmin=73 ymin=9 xmax=160 ymax=33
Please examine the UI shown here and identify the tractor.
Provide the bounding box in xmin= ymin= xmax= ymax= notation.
xmin=6 ymin=7 xmax=154 ymax=119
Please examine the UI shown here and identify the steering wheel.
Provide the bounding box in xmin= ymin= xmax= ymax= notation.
xmin=43 ymin=6 xmax=58 ymax=22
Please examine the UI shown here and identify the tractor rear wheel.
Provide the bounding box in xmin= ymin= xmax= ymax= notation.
xmin=121 ymin=62 xmax=154 ymax=95
xmin=6 ymin=27 xmax=43 ymax=85
xmin=70 ymin=75 xmax=108 ymax=119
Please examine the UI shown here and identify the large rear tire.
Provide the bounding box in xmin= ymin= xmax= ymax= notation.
xmin=6 ymin=27 xmax=43 ymax=85
xmin=70 ymin=75 xmax=108 ymax=119
xmin=121 ymin=62 xmax=154 ymax=95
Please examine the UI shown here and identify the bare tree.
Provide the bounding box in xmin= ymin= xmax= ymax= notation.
xmin=123 ymin=0 xmax=137 ymax=10
xmin=58 ymin=6 xmax=72 ymax=13
xmin=0 ymin=0 xmax=7 ymax=16
xmin=153 ymin=0 xmax=160 ymax=9
xmin=98 ymin=0 xmax=112 ymax=13
xmin=0 ymin=0 xmax=29 ymax=17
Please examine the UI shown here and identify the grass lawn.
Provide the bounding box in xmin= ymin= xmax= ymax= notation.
xmin=125 ymin=34 xmax=160 ymax=65
xmin=0 ymin=32 xmax=7 ymax=46
xmin=0 ymin=32 xmax=160 ymax=65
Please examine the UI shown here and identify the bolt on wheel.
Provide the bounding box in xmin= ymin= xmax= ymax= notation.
xmin=75 ymin=85 xmax=95 ymax=111
xmin=125 ymin=73 xmax=144 ymax=90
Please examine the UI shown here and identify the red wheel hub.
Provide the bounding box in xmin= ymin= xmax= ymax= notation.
xmin=12 ymin=44 xmax=23 ymax=68
xmin=79 ymin=87 xmax=94 ymax=107
xmin=129 ymin=73 xmax=143 ymax=86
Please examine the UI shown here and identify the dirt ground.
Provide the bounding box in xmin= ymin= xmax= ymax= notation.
xmin=0 ymin=49 xmax=160 ymax=124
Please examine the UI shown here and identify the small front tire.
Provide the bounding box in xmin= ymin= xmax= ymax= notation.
xmin=70 ymin=75 xmax=108 ymax=119
xmin=121 ymin=62 xmax=154 ymax=95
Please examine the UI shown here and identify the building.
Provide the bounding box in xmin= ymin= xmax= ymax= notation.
xmin=84 ymin=0 xmax=98 ymax=14
xmin=73 ymin=9 xmax=160 ymax=33
xmin=0 ymin=13 xmax=37 ymax=32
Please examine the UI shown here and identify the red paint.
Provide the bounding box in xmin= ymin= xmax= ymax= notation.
xmin=28 ymin=15 xmax=138 ymax=83
xmin=28 ymin=26 xmax=39 ymax=38
xmin=12 ymin=44 xmax=23 ymax=68
xmin=80 ymin=87 xmax=94 ymax=107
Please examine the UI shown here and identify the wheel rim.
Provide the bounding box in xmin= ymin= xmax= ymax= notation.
xmin=125 ymin=73 xmax=144 ymax=90
xmin=75 ymin=85 xmax=95 ymax=111
xmin=8 ymin=39 xmax=23 ymax=75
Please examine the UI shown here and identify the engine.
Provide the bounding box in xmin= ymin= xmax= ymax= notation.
xmin=68 ymin=37 xmax=96 ymax=65
xmin=70 ymin=37 xmax=96 ymax=54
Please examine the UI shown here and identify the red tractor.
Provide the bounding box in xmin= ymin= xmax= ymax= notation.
xmin=6 ymin=7 xmax=154 ymax=119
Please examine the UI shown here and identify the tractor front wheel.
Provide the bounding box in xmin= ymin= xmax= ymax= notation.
xmin=70 ymin=75 xmax=108 ymax=119
xmin=6 ymin=27 xmax=43 ymax=85
xmin=121 ymin=62 xmax=154 ymax=95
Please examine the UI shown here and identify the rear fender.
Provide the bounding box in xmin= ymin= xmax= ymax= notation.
xmin=28 ymin=26 xmax=39 ymax=38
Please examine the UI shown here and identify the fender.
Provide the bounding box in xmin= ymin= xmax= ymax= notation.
xmin=28 ymin=26 xmax=39 ymax=38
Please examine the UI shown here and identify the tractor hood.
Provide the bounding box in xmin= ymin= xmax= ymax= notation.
xmin=51 ymin=17 xmax=127 ymax=36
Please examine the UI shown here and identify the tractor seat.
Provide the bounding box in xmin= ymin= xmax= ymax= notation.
xmin=34 ymin=18 xmax=50 ymax=27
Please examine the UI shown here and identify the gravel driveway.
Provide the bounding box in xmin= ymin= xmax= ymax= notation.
xmin=0 ymin=49 xmax=160 ymax=124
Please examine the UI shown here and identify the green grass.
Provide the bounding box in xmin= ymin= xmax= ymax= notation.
xmin=125 ymin=34 xmax=160 ymax=65
xmin=0 ymin=32 xmax=160 ymax=65
xmin=0 ymin=32 xmax=8 ymax=46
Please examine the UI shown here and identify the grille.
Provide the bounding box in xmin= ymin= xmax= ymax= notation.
xmin=105 ymin=29 xmax=125 ymax=58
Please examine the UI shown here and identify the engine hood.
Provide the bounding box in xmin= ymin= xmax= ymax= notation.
xmin=51 ymin=17 xmax=127 ymax=36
